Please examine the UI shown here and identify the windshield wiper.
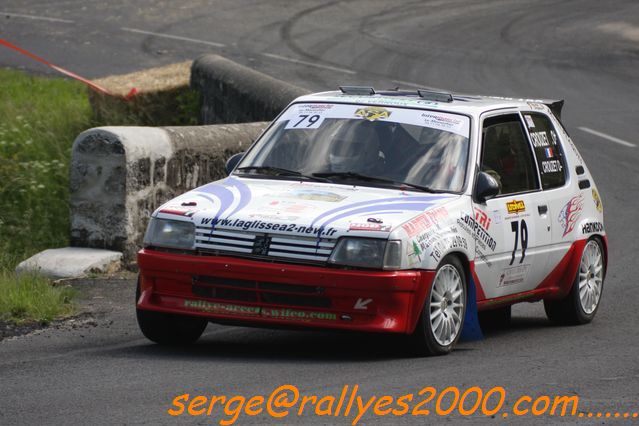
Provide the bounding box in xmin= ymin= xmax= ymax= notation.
xmin=236 ymin=166 xmax=330 ymax=182
xmin=312 ymin=172 xmax=445 ymax=193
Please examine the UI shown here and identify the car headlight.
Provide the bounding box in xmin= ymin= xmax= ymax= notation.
xmin=143 ymin=218 xmax=195 ymax=250
xmin=328 ymin=238 xmax=402 ymax=270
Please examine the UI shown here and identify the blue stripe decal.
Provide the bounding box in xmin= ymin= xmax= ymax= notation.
xmin=194 ymin=177 xmax=252 ymax=221
xmin=225 ymin=177 xmax=252 ymax=217
xmin=196 ymin=183 xmax=235 ymax=220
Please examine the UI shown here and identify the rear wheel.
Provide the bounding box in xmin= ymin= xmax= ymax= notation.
xmin=544 ymin=238 xmax=605 ymax=325
xmin=136 ymin=278 xmax=208 ymax=345
xmin=410 ymin=255 xmax=466 ymax=356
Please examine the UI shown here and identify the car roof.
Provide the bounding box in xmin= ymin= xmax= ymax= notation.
xmin=293 ymin=88 xmax=564 ymax=119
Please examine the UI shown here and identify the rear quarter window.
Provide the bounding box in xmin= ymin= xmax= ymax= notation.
xmin=522 ymin=112 xmax=567 ymax=190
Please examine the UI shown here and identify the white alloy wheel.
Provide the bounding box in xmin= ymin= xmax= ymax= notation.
xmin=429 ymin=264 xmax=465 ymax=346
xmin=578 ymin=240 xmax=604 ymax=315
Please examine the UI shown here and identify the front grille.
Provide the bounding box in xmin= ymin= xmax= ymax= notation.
xmin=195 ymin=227 xmax=336 ymax=263
xmin=192 ymin=275 xmax=331 ymax=308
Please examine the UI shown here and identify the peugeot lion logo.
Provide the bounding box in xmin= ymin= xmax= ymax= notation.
xmin=252 ymin=236 xmax=272 ymax=255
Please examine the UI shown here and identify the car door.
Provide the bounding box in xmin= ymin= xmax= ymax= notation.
xmin=520 ymin=111 xmax=573 ymax=275
xmin=473 ymin=113 xmax=552 ymax=300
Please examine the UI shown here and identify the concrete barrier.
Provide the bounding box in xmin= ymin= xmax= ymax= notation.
xmin=191 ymin=54 xmax=310 ymax=124
xmin=69 ymin=122 xmax=267 ymax=263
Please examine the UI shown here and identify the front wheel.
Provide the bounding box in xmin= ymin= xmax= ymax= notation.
xmin=544 ymin=238 xmax=605 ymax=325
xmin=410 ymin=255 xmax=466 ymax=356
xmin=136 ymin=278 xmax=208 ymax=345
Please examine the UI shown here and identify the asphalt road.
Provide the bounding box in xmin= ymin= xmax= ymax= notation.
xmin=1 ymin=0 xmax=639 ymax=424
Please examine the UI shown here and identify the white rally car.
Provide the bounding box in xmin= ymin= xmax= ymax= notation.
xmin=137 ymin=86 xmax=606 ymax=356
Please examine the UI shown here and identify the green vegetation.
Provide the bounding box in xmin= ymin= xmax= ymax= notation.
xmin=0 ymin=67 xmax=199 ymax=324
xmin=0 ymin=68 xmax=90 ymax=324
xmin=0 ymin=68 xmax=93 ymax=269
xmin=0 ymin=270 xmax=75 ymax=325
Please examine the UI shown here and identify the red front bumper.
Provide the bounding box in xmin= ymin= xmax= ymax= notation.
xmin=137 ymin=249 xmax=435 ymax=334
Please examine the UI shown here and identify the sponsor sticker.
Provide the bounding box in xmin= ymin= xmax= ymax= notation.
xmin=402 ymin=207 xmax=449 ymax=237
xmin=524 ymin=115 xmax=535 ymax=128
xmin=420 ymin=112 xmax=467 ymax=136
xmin=407 ymin=239 xmax=423 ymax=265
xmin=457 ymin=212 xmax=496 ymax=252
xmin=183 ymin=300 xmax=260 ymax=317
xmin=158 ymin=207 xmax=197 ymax=217
xmin=199 ymin=216 xmax=338 ymax=236
xmin=283 ymin=189 xmax=346 ymax=202
xmin=498 ymin=264 xmax=531 ymax=287
xmin=506 ymin=200 xmax=526 ymax=214
xmin=349 ymin=222 xmax=392 ymax=232
xmin=592 ymin=189 xmax=603 ymax=213
xmin=527 ymin=102 xmax=546 ymax=111
xmin=582 ymin=221 xmax=604 ymax=234
xmin=354 ymin=106 xmax=391 ymax=121
xmin=183 ymin=299 xmax=337 ymax=321
xmin=474 ymin=208 xmax=491 ymax=230
xmin=248 ymin=213 xmax=300 ymax=221
xmin=491 ymin=209 xmax=503 ymax=225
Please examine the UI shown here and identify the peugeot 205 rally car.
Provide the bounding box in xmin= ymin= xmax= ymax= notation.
xmin=136 ymin=86 xmax=606 ymax=355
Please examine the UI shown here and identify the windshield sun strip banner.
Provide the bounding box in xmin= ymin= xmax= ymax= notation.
xmin=278 ymin=103 xmax=470 ymax=138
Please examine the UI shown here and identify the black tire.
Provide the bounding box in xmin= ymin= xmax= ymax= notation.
xmin=544 ymin=238 xmax=605 ymax=325
xmin=136 ymin=278 xmax=207 ymax=345
xmin=409 ymin=255 xmax=467 ymax=356
xmin=478 ymin=305 xmax=512 ymax=330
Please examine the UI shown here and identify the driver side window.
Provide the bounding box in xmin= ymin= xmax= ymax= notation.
xmin=480 ymin=114 xmax=539 ymax=195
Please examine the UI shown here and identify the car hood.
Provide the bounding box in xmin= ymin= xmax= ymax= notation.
xmin=154 ymin=176 xmax=459 ymax=239
xmin=154 ymin=176 xmax=459 ymax=238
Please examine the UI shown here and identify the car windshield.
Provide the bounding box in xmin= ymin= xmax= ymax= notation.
xmin=236 ymin=102 xmax=470 ymax=192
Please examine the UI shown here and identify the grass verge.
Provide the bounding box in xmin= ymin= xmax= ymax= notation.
xmin=0 ymin=271 xmax=75 ymax=325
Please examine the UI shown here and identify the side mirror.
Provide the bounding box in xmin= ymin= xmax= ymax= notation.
xmin=474 ymin=171 xmax=500 ymax=203
xmin=225 ymin=152 xmax=244 ymax=175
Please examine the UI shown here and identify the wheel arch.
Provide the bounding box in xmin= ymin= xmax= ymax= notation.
xmin=592 ymin=234 xmax=608 ymax=279
xmin=407 ymin=251 xmax=476 ymax=334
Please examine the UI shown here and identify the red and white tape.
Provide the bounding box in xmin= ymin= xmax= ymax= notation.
xmin=0 ymin=38 xmax=137 ymax=100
